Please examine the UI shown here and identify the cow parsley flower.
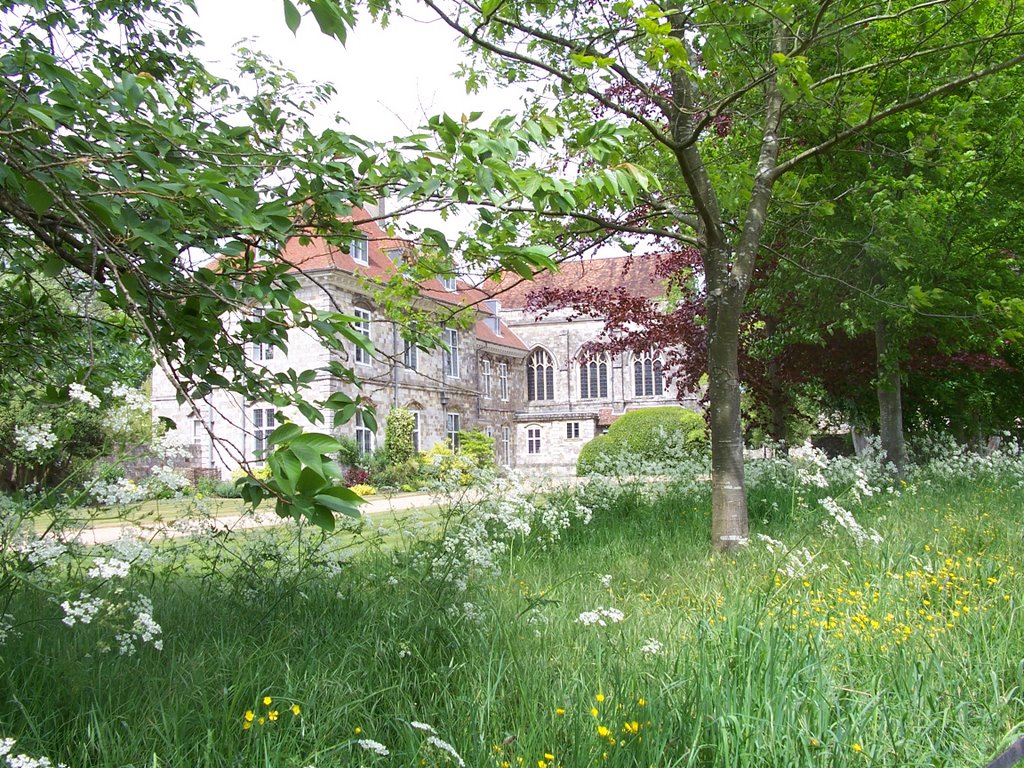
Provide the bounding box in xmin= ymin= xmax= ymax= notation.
xmin=577 ymin=607 xmax=625 ymax=626
xmin=357 ymin=739 xmax=390 ymax=757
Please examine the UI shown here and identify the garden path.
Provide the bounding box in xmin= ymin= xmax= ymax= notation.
xmin=71 ymin=491 xmax=438 ymax=546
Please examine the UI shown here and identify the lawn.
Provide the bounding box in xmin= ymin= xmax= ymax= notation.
xmin=1 ymin=462 xmax=1022 ymax=767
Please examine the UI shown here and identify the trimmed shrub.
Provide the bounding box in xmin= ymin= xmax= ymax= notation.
xmin=577 ymin=434 xmax=615 ymax=476
xmin=383 ymin=408 xmax=416 ymax=465
xmin=576 ymin=407 xmax=707 ymax=475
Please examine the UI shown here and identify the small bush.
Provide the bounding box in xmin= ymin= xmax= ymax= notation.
xmin=344 ymin=466 xmax=371 ymax=487
xmin=213 ymin=480 xmax=241 ymax=498
xmin=348 ymin=483 xmax=376 ymax=497
xmin=372 ymin=457 xmax=421 ymax=490
xmin=576 ymin=406 xmax=707 ymax=475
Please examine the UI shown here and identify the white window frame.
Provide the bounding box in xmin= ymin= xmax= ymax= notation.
xmin=351 ymin=232 xmax=369 ymax=265
xmin=443 ymin=328 xmax=460 ymax=378
xmin=499 ymin=361 xmax=509 ymax=401
xmin=446 ymin=412 xmax=461 ymax=451
xmin=527 ymin=426 xmax=542 ymax=455
xmin=249 ymin=308 xmax=275 ymax=361
xmin=566 ymin=421 xmax=580 ymax=439
xmin=481 ymin=358 xmax=492 ymax=398
xmin=403 ymin=340 xmax=418 ymax=371
xmin=440 ymin=274 xmax=457 ymax=291
xmin=354 ymin=308 xmax=372 ymax=366
xmin=355 ymin=411 xmax=374 ymax=455
xmin=501 ymin=426 xmax=511 ymax=465
xmin=251 ymin=406 xmax=276 ymax=459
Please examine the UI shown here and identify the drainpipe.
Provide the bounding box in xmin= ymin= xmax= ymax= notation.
xmin=392 ymin=324 xmax=400 ymax=407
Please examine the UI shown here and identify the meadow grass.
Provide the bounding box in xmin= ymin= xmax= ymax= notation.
xmin=1 ymin=474 xmax=1022 ymax=767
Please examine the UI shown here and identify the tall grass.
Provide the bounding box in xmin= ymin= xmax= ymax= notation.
xmin=1 ymin=472 xmax=1022 ymax=767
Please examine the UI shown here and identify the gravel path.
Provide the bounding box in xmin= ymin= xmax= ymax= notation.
xmin=70 ymin=492 xmax=439 ymax=546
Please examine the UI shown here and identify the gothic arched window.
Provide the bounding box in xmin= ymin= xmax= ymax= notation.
xmin=633 ymin=351 xmax=664 ymax=396
xmin=579 ymin=354 xmax=609 ymax=399
xmin=527 ymin=348 xmax=555 ymax=401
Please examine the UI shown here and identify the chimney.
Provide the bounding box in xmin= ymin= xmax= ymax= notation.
xmin=484 ymin=299 xmax=502 ymax=336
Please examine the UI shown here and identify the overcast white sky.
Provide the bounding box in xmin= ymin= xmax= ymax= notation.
xmin=190 ymin=0 xmax=520 ymax=141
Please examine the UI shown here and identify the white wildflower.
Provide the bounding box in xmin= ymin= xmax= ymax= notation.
xmin=600 ymin=574 xmax=613 ymax=589
xmin=755 ymin=533 xmax=784 ymax=554
xmin=87 ymin=558 xmax=131 ymax=580
xmin=60 ymin=596 xmax=105 ymax=626
xmin=640 ymin=638 xmax=663 ymax=655
xmin=356 ymin=739 xmax=390 ymax=757
xmin=410 ymin=721 xmax=436 ymax=734
xmin=17 ymin=539 xmax=66 ymax=568
xmin=89 ymin=477 xmax=146 ymax=506
xmin=577 ymin=607 xmax=625 ymax=627
xmin=68 ymin=383 xmax=100 ymax=409
xmin=424 ymin=736 xmax=466 ymax=768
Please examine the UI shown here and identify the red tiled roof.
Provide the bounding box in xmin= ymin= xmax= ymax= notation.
xmin=475 ymin=317 xmax=527 ymax=351
xmin=489 ymin=256 xmax=667 ymax=309
xmin=276 ymin=213 xmax=526 ymax=350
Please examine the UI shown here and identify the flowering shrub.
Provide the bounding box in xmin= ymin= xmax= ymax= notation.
xmin=410 ymin=473 xmax=594 ymax=595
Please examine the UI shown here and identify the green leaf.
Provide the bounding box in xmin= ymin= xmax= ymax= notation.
xmin=23 ymin=106 xmax=55 ymax=130
xmin=268 ymin=422 xmax=303 ymax=446
xmin=314 ymin=493 xmax=361 ymax=519
xmin=24 ymin=179 xmax=53 ymax=216
xmin=290 ymin=433 xmax=342 ymax=455
xmin=283 ymin=0 xmax=301 ymax=32
xmin=296 ymin=466 xmax=328 ymax=494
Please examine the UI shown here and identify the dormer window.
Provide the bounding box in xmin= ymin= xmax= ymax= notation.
xmin=351 ymin=233 xmax=369 ymax=265
xmin=440 ymin=275 xmax=456 ymax=291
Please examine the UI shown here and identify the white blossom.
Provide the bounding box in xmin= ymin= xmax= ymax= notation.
xmin=640 ymin=638 xmax=663 ymax=655
xmin=14 ymin=424 xmax=57 ymax=454
xmin=89 ymin=477 xmax=146 ymax=506
xmin=356 ymin=739 xmax=390 ymax=757
xmin=87 ymin=558 xmax=131 ymax=580
xmin=60 ymin=597 xmax=105 ymax=626
xmin=68 ymin=383 xmax=100 ymax=409
xmin=424 ymin=736 xmax=466 ymax=768
xmin=577 ymin=607 xmax=625 ymax=626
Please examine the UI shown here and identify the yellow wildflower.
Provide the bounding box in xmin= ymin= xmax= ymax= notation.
xmin=591 ymin=707 xmax=599 ymax=717
xmin=555 ymin=708 xmax=565 ymax=716
xmin=852 ymin=743 xmax=863 ymax=753
xmin=623 ymin=721 xmax=639 ymax=735
xmin=257 ymin=717 xmax=265 ymax=726
xmin=597 ymin=725 xmax=611 ymax=738
xmin=595 ymin=693 xmax=605 ymax=703
xmin=242 ymin=721 xmax=252 ymax=731
xmin=544 ymin=754 xmax=554 ymax=761
xmin=637 ymin=698 xmax=646 ymax=707
xmin=355 ymin=727 xmax=362 ymax=734
xmin=268 ymin=710 xmax=279 ymax=722
xmin=244 ymin=710 xmax=255 ymax=723
xmin=262 ymin=696 xmax=272 ymax=706
xmin=291 ymin=704 xmax=301 ymax=716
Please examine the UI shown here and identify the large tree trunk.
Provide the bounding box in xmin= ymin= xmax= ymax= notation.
xmin=708 ymin=284 xmax=749 ymax=550
xmin=874 ymin=319 xmax=907 ymax=478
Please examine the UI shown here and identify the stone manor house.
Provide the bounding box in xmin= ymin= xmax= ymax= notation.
xmin=150 ymin=214 xmax=697 ymax=477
